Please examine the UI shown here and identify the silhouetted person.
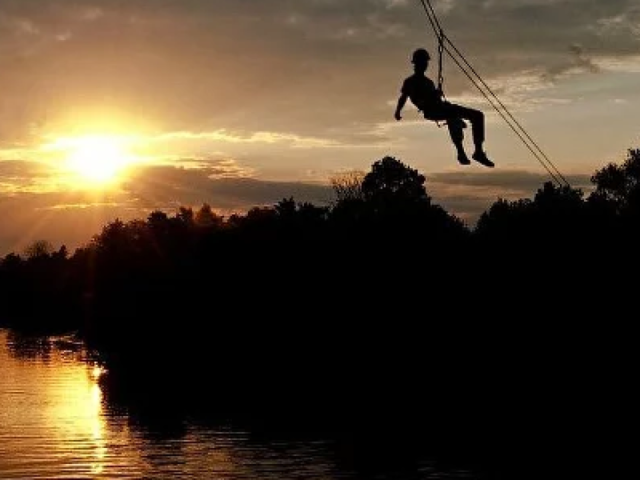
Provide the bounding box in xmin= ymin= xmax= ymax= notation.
xmin=395 ymin=48 xmax=494 ymax=168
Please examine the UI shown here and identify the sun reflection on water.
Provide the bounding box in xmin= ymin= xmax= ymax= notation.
xmin=0 ymin=333 xmax=127 ymax=479
xmin=90 ymin=382 xmax=106 ymax=474
xmin=46 ymin=360 xmax=109 ymax=476
xmin=92 ymin=364 xmax=105 ymax=380
xmin=2 ymin=332 xmax=477 ymax=480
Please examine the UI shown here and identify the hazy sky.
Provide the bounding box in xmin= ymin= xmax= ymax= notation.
xmin=1 ymin=0 xmax=638 ymax=255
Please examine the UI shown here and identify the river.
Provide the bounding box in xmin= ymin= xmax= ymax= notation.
xmin=0 ymin=329 xmax=482 ymax=480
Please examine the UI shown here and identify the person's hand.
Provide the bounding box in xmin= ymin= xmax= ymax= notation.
xmin=394 ymin=111 xmax=402 ymax=121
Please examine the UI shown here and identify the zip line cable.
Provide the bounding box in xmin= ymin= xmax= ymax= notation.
xmin=442 ymin=31 xmax=567 ymax=188
xmin=419 ymin=0 xmax=565 ymax=186
xmin=419 ymin=0 xmax=566 ymax=186
xmin=440 ymin=33 xmax=571 ymax=187
xmin=417 ymin=0 xmax=570 ymax=187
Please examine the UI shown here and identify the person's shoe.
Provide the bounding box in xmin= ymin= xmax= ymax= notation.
xmin=457 ymin=152 xmax=471 ymax=165
xmin=472 ymin=150 xmax=495 ymax=168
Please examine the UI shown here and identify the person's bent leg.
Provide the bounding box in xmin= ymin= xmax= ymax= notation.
xmin=424 ymin=111 xmax=470 ymax=165
xmin=445 ymin=104 xmax=484 ymax=150
xmin=445 ymin=104 xmax=493 ymax=167
xmin=446 ymin=119 xmax=470 ymax=165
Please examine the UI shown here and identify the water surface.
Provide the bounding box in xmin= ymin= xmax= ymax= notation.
xmin=0 ymin=329 xmax=480 ymax=479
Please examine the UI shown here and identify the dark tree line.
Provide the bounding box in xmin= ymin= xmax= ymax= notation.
xmin=1 ymin=150 xmax=638 ymax=478
xmin=2 ymin=150 xmax=639 ymax=345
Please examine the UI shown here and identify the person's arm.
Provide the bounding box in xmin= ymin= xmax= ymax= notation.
xmin=395 ymin=93 xmax=407 ymax=121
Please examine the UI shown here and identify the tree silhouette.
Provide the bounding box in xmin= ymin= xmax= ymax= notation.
xmin=476 ymin=181 xmax=586 ymax=242
xmin=330 ymin=170 xmax=366 ymax=204
xmin=24 ymin=240 xmax=54 ymax=260
xmin=176 ymin=206 xmax=195 ymax=226
xmin=195 ymin=203 xmax=224 ymax=228
xmin=361 ymin=156 xmax=430 ymax=207
xmin=589 ymin=148 xmax=640 ymax=221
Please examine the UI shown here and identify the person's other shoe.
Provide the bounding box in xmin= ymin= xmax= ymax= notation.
xmin=472 ymin=151 xmax=495 ymax=168
xmin=457 ymin=152 xmax=471 ymax=165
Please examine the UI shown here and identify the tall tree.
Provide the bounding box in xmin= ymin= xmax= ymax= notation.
xmin=589 ymin=148 xmax=640 ymax=218
xmin=361 ymin=156 xmax=430 ymax=206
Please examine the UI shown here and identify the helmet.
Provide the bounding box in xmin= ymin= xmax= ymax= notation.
xmin=411 ymin=48 xmax=431 ymax=64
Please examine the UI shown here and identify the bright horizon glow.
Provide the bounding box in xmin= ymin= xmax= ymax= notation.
xmin=44 ymin=135 xmax=139 ymax=189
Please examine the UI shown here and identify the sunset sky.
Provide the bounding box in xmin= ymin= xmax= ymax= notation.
xmin=1 ymin=0 xmax=639 ymax=255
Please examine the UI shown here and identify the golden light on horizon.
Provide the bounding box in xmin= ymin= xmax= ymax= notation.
xmin=44 ymin=134 xmax=139 ymax=189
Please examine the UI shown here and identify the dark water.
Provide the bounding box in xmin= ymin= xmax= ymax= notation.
xmin=0 ymin=329 xmax=482 ymax=480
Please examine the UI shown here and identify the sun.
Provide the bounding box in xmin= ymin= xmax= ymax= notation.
xmin=67 ymin=137 xmax=127 ymax=182
xmin=43 ymin=134 xmax=138 ymax=188
xmin=63 ymin=135 xmax=134 ymax=185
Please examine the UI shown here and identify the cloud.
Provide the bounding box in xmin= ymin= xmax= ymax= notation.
xmin=430 ymin=169 xmax=592 ymax=192
xmin=121 ymin=164 xmax=334 ymax=212
xmin=428 ymin=169 xmax=594 ymax=224
xmin=0 ymin=159 xmax=57 ymax=192
xmin=151 ymin=156 xmax=256 ymax=179
xmin=0 ymin=159 xmax=47 ymax=179
xmin=542 ymin=43 xmax=601 ymax=82
xmin=0 ymin=189 xmax=139 ymax=256
xmin=0 ymin=163 xmax=336 ymax=256
xmin=0 ymin=158 xmax=604 ymax=256
xmin=2 ymin=0 xmax=639 ymax=146
xmin=594 ymin=6 xmax=640 ymax=40
xmin=151 ymin=130 xmax=343 ymax=149
xmin=1 ymin=0 xmax=637 ymax=239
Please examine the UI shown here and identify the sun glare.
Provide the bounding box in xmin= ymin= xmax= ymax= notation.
xmin=47 ymin=134 xmax=137 ymax=188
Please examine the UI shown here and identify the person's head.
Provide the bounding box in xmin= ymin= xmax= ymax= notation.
xmin=411 ymin=48 xmax=430 ymax=72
